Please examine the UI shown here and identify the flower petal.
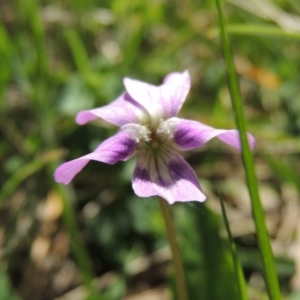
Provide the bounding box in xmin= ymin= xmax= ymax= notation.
xmin=54 ymin=131 xmax=137 ymax=184
xmin=123 ymin=77 xmax=163 ymax=124
xmin=76 ymin=93 xmax=149 ymax=126
xmin=132 ymin=148 xmax=206 ymax=204
xmin=160 ymin=70 xmax=191 ymax=118
xmin=171 ymin=118 xmax=256 ymax=151
xmin=123 ymin=71 xmax=191 ymax=123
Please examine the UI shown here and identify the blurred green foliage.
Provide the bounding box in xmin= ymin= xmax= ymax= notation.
xmin=1 ymin=0 xmax=300 ymax=299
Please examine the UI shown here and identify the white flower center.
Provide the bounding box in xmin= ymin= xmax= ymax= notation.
xmin=156 ymin=119 xmax=176 ymax=140
xmin=122 ymin=119 xmax=176 ymax=149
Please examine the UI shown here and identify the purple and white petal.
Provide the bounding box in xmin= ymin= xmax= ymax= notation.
xmin=124 ymin=71 xmax=191 ymax=123
xmin=76 ymin=93 xmax=149 ymax=127
xmin=170 ymin=118 xmax=256 ymax=151
xmin=159 ymin=70 xmax=191 ymax=118
xmin=54 ymin=131 xmax=137 ymax=184
xmin=132 ymin=148 xmax=206 ymax=204
xmin=123 ymin=77 xmax=164 ymax=124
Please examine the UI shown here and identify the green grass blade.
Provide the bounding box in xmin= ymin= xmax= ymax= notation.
xmin=56 ymin=183 xmax=96 ymax=287
xmin=263 ymin=155 xmax=300 ymax=195
xmin=219 ymin=197 xmax=248 ymax=300
xmin=11 ymin=0 xmax=97 ymax=293
xmin=215 ymin=0 xmax=281 ymax=299
xmin=209 ymin=24 xmax=300 ymax=41
xmin=17 ymin=0 xmax=48 ymax=75
xmin=178 ymin=203 xmax=240 ymax=300
xmin=0 ymin=151 xmax=62 ymax=205
xmin=64 ymin=29 xmax=91 ymax=77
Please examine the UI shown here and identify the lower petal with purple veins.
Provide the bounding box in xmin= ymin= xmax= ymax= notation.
xmin=54 ymin=131 xmax=137 ymax=184
xmin=133 ymin=148 xmax=206 ymax=204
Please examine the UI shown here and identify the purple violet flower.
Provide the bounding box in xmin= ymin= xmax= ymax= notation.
xmin=54 ymin=71 xmax=255 ymax=204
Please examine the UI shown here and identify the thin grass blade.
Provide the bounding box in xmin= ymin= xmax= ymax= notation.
xmin=215 ymin=0 xmax=281 ymax=299
xmin=219 ymin=196 xmax=248 ymax=300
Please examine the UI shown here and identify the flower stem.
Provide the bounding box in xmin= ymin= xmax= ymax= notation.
xmin=158 ymin=198 xmax=188 ymax=300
